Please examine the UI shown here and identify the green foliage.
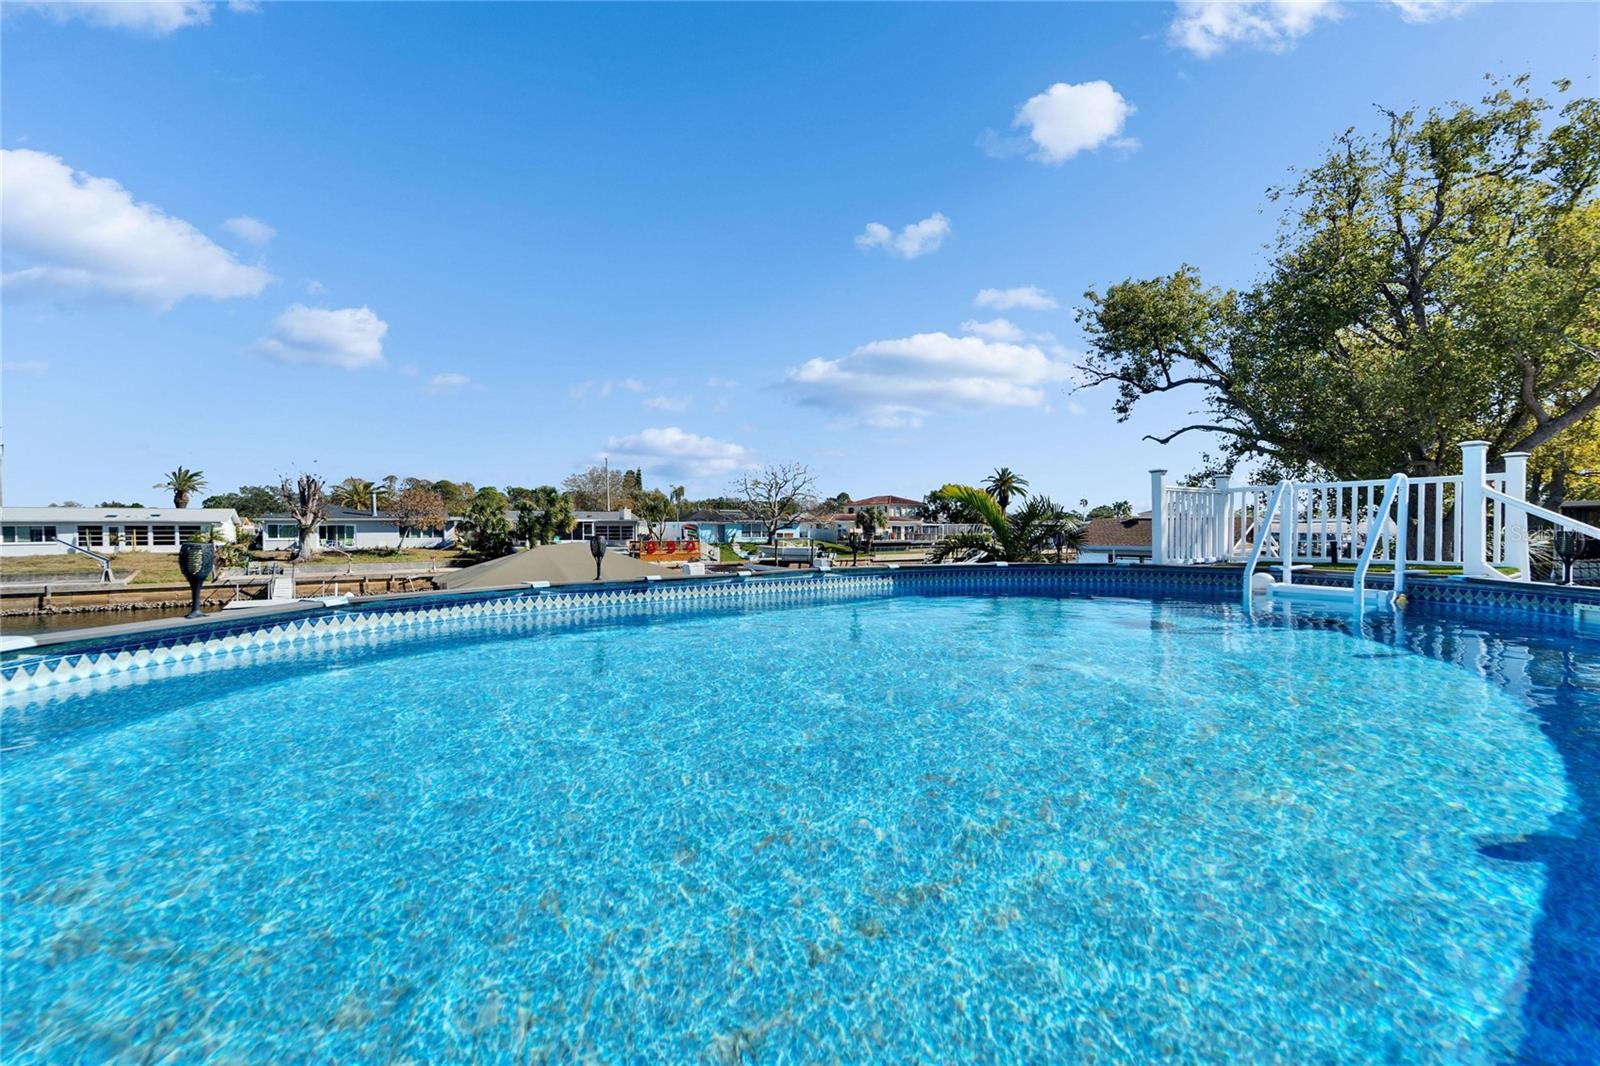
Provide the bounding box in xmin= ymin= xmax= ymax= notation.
xmin=1079 ymin=76 xmax=1600 ymax=480
xmin=634 ymin=488 xmax=675 ymax=539
xmin=459 ymin=488 xmax=513 ymax=558
xmin=432 ymin=480 xmax=478 ymax=515
xmin=202 ymin=485 xmax=279 ymax=519
xmin=155 ymin=466 xmax=206 ymax=508
xmin=853 ymin=506 xmax=888 ymax=551
xmin=511 ymin=486 xmax=577 ymax=546
xmin=330 ymin=477 xmax=379 ymax=511
xmin=919 ymin=489 xmax=980 ymax=523
xmin=1085 ymin=501 xmax=1134 ymax=520
xmin=982 ymin=468 xmax=1029 ymax=510
xmin=927 ymin=485 xmax=1082 ymax=563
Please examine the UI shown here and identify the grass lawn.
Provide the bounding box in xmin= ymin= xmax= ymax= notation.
xmin=2 ymin=547 xmax=470 ymax=585
xmin=1 ymin=551 xmax=188 ymax=585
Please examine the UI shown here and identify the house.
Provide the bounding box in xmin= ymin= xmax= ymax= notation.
xmin=0 ymin=506 xmax=241 ymax=557
xmin=1077 ymin=515 xmax=1154 ymax=564
xmin=808 ymin=496 xmax=975 ymax=545
xmin=665 ymin=509 xmax=767 ymax=545
xmin=571 ymin=509 xmax=646 ymax=546
xmin=256 ymin=505 xmax=456 ymax=552
xmin=839 ymin=495 xmax=923 ymax=518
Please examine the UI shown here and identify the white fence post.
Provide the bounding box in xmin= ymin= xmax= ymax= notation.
xmin=1150 ymin=469 xmax=1167 ymax=565
xmin=1459 ymin=441 xmax=1492 ymax=579
xmin=1502 ymin=451 xmax=1530 ymax=580
xmin=1211 ymin=475 xmax=1230 ymax=562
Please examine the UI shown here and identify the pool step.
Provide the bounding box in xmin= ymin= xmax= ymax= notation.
xmin=1263 ymin=582 xmax=1396 ymax=611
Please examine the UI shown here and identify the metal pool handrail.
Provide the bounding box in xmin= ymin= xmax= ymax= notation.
xmin=1353 ymin=473 xmax=1409 ymax=608
xmin=1240 ymin=480 xmax=1289 ymax=608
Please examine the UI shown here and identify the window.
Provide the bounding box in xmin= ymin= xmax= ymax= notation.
xmin=265 ymin=523 xmax=298 ymax=540
xmin=78 ymin=525 xmax=104 ymax=547
xmin=125 ymin=525 xmax=149 ymax=547
xmin=178 ymin=525 xmax=203 ymax=542
xmin=151 ymin=525 xmax=178 ymax=547
xmin=3 ymin=525 xmax=57 ymax=544
xmin=318 ymin=524 xmax=356 ymax=547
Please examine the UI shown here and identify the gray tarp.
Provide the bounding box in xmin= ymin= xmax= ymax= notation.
xmin=435 ymin=542 xmax=682 ymax=590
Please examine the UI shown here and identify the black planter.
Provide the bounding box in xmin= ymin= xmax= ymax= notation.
xmin=178 ymin=542 xmax=215 ymax=618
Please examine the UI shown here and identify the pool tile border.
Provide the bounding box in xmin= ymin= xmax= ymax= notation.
xmin=4 ymin=564 xmax=1597 ymax=698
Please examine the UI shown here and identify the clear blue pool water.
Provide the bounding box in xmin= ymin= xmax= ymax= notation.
xmin=3 ymin=592 xmax=1597 ymax=1063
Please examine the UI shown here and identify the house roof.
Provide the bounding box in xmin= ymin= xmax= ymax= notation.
xmin=683 ymin=508 xmax=751 ymax=522
xmin=1081 ymin=516 xmax=1153 ymax=549
xmin=257 ymin=505 xmax=401 ymax=524
xmin=848 ymin=495 xmax=921 ymax=508
xmin=1 ymin=506 xmax=240 ymax=524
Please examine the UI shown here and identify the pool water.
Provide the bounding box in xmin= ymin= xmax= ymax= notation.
xmin=3 ymin=593 xmax=1597 ymax=1062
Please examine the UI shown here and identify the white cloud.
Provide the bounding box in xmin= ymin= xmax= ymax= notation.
xmin=15 ymin=1 xmax=214 ymax=35
xmin=3 ymin=360 xmax=49 ymax=375
xmin=305 ymin=280 xmax=327 ymax=296
xmin=854 ymin=211 xmax=951 ymax=259
xmin=600 ymin=377 xmax=645 ymax=397
xmin=601 ymin=427 xmax=753 ymax=480
xmin=1169 ymin=1 xmax=1342 ymax=57
xmin=256 ymin=304 xmax=387 ymax=370
xmin=1387 ymin=0 xmax=1474 ymax=22
xmin=783 ymin=330 xmax=1078 ymax=429
xmin=1 ymin=149 xmax=273 ymax=309
xmin=705 ymin=376 xmax=738 ymax=388
xmin=425 ymin=372 xmax=471 ymax=394
xmin=222 ymin=215 xmax=275 ymax=245
xmin=645 ymin=394 xmax=691 ymax=412
xmin=1011 ymin=82 xmax=1136 ymax=164
xmin=960 ymin=317 xmax=1028 ymax=343
xmin=974 ymin=285 xmax=1059 ymax=311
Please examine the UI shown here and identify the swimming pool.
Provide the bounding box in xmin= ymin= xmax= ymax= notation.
xmin=3 ymin=578 xmax=1597 ymax=1062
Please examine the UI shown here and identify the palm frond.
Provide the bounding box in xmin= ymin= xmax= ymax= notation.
xmin=926 ymin=531 xmax=996 ymax=563
xmin=938 ymin=484 xmax=1007 ymax=537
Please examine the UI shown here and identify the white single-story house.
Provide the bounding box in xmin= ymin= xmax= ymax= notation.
xmin=0 ymin=506 xmax=242 ymax=557
xmin=256 ymin=505 xmax=457 ymax=552
xmin=1076 ymin=515 xmax=1154 ymax=564
xmin=572 ymin=509 xmax=647 ymax=545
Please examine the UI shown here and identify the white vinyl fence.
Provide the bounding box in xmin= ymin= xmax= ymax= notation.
xmin=1152 ymin=443 xmax=1537 ymax=580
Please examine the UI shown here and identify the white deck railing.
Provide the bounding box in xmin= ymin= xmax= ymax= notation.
xmin=1151 ymin=442 xmax=1558 ymax=582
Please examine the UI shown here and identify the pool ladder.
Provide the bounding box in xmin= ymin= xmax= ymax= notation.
xmin=1243 ymin=474 xmax=1408 ymax=613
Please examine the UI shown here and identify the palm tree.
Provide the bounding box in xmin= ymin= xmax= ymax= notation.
xmin=983 ymin=467 xmax=1029 ymax=510
xmin=671 ymin=485 xmax=687 ymax=520
xmin=331 ymin=477 xmax=378 ymax=511
xmin=927 ymin=485 xmax=1082 ymax=563
xmin=854 ymin=506 xmax=887 ymax=561
xmin=513 ymin=486 xmax=576 ymax=545
xmin=155 ymin=466 xmax=206 ymax=509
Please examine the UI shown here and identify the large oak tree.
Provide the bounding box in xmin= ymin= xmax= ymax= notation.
xmin=1079 ymin=77 xmax=1599 ymax=486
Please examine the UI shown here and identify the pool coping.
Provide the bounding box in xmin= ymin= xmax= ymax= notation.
xmin=4 ymin=562 xmax=1598 ymax=697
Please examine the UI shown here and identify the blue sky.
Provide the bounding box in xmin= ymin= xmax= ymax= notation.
xmin=3 ymin=1 xmax=1595 ymax=509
